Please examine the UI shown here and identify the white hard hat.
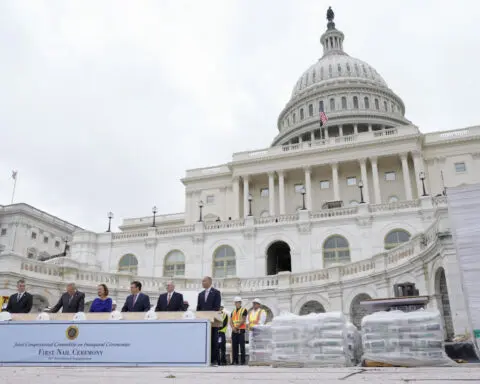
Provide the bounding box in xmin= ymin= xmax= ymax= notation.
xmin=145 ymin=309 xmax=157 ymax=321
xmin=234 ymin=296 xmax=242 ymax=302
xmin=36 ymin=312 xmax=50 ymax=321
xmin=112 ymin=300 xmax=117 ymax=305
xmin=109 ymin=310 xmax=123 ymax=321
xmin=252 ymin=298 xmax=262 ymax=305
xmin=0 ymin=312 xmax=12 ymax=321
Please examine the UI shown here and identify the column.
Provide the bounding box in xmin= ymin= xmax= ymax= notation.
xmin=331 ymin=162 xmax=340 ymax=201
xmin=400 ymin=153 xmax=413 ymax=200
xmin=370 ymin=157 xmax=382 ymax=204
xmin=338 ymin=125 xmax=343 ymax=137
xmin=412 ymin=151 xmax=425 ymax=198
xmin=310 ymin=131 xmax=315 ymax=142
xmin=324 ymin=127 xmax=329 ymax=139
xmin=243 ymin=176 xmax=250 ymax=218
xmin=304 ymin=167 xmax=312 ymax=210
xmin=359 ymin=158 xmax=369 ymax=203
xmin=368 ymin=124 xmax=372 ymax=132
xmin=268 ymin=172 xmax=276 ymax=216
xmin=353 ymin=124 xmax=358 ymax=135
xmin=232 ymin=177 xmax=240 ymax=219
xmin=278 ymin=171 xmax=286 ymax=215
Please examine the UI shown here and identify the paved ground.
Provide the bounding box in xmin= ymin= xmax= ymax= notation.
xmin=1 ymin=366 xmax=480 ymax=384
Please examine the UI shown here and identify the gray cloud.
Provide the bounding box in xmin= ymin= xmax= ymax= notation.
xmin=1 ymin=0 xmax=479 ymax=231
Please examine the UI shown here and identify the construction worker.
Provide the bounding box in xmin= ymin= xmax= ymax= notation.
xmin=247 ymin=298 xmax=267 ymax=342
xmin=230 ymin=296 xmax=247 ymax=365
xmin=217 ymin=303 xmax=229 ymax=365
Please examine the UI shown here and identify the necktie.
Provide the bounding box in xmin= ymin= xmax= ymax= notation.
xmin=167 ymin=293 xmax=171 ymax=304
xmin=17 ymin=293 xmax=23 ymax=302
xmin=133 ymin=295 xmax=138 ymax=307
xmin=205 ymin=289 xmax=209 ymax=302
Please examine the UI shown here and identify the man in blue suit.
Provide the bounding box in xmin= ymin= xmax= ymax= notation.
xmin=196 ymin=276 xmax=221 ymax=366
xmin=155 ymin=281 xmax=184 ymax=312
xmin=121 ymin=281 xmax=151 ymax=312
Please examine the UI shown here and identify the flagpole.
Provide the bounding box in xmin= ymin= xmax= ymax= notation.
xmin=11 ymin=173 xmax=17 ymax=204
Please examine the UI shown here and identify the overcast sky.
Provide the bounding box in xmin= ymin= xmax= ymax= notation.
xmin=1 ymin=0 xmax=479 ymax=232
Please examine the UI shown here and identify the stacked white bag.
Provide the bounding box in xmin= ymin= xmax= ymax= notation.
xmin=361 ymin=310 xmax=456 ymax=367
xmin=271 ymin=312 xmax=352 ymax=367
xmin=249 ymin=324 xmax=272 ymax=364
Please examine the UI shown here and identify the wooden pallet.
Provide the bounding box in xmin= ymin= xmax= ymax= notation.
xmin=248 ymin=361 xmax=271 ymax=366
xmin=272 ymin=362 xmax=304 ymax=368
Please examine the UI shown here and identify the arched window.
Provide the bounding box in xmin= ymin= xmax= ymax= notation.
xmin=375 ymin=98 xmax=379 ymax=110
xmin=384 ymin=101 xmax=388 ymax=111
xmin=323 ymin=236 xmax=350 ymax=266
xmin=328 ymin=64 xmax=333 ymax=77
xmin=319 ymin=100 xmax=324 ymax=112
xmin=329 ymin=98 xmax=335 ymax=111
xmin=118 ymin=254 xmax=138 ymax=274
xmin=213 ymin=245 xmax=236 ymax=278
xmin=353 ymin=96 xmax=359 ymax=109
xmin=300 ymin=108 xmax=304 ymax=120
xmin=385 ymin=230 xmax=411 ymax=250
xmin=337 ymin=64 xmax=342 ymax=74
xmin=292 ymin=113 xmax=296 ymax=123
xmin=341 ymin=97 xmax=347 ymax=109
xmin=354 ymin=63 xmax=360 ymax=76
xmin=312 ymin=70 xmax=316 ymax=81
xmin=364 ymin=97 xmax=370 ymax=109
xmin=346 ymin=63 xmax=351 ymax=73
xmin=308 ymin=104 xmax=313 ymax=117
xmin=320 ymin=67 xmax=324 ymax=79
xmin=164 ymin=250 xmax=185 ymax=277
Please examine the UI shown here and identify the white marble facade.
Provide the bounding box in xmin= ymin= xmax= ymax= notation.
xmin=1 ymin=10 xmax=479 ymax=337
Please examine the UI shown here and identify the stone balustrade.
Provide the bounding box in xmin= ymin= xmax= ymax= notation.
xmin=1 ymin=213 xmax=443 ymax=295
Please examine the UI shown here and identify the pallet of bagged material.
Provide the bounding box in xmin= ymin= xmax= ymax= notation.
xmin=272 ymin=361 xmax=304 ymax=368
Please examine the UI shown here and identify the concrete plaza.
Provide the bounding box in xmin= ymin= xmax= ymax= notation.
xmin=1 ymin=366 xmax=480 ymax=384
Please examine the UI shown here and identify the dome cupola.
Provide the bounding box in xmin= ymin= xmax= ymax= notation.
xmin=272 ymin=8 xmax=411 ymax=147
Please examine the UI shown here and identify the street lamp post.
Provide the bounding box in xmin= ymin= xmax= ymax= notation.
xmin=152 ymin=206 xmax=158 ymax=227
xmin=198 ymin=200 xmax=204 ymax=222
xmin=358 ymin=180 xmax=365 ymax=204
xmin=106 ymin=211 xmax=114 ymax=232
xmin=248 ymin=193 xmax=253 ymax=216
xmin=63 ymin=237 xmax=69 ymax=256
xmin=419 ymin=172 xmax=428 ymax=196
xmin=301 ymin=186 xmax=306 ymax=210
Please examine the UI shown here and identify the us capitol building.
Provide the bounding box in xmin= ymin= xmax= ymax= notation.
xmin=1 ymin=10 xmax=479 ymax=338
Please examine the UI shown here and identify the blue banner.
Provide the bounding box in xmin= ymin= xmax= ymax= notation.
xmin=0 ymin=320 xmax=210 ymax=367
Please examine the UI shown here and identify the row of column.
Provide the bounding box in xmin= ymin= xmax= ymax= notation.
xmin=291 ymin=123 xmax=389 ymax=144
xmin=232 ymin=152 xmax=424 ymax=218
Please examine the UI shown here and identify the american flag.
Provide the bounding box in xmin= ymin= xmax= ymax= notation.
xmin=320 ymin=111 xmax=328 ymax=127
xmin=11 ymin=170 xmax=17 ymax=180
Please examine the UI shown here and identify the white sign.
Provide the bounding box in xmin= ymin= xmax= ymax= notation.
xmin=0 ymin=320 xmax=210 ymax=367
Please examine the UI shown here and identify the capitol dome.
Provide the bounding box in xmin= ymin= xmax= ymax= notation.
xmin=272 ymin=8 xmax=411 ymax=147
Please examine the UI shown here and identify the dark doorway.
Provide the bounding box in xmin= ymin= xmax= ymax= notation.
xmin=267 ymin=241 xmax=292 ymax=275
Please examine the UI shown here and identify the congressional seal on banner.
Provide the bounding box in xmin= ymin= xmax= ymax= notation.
xmin=65 ymin=325 xmax=79 ymax=340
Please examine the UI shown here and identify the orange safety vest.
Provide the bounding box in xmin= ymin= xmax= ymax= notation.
xmin=231 ymin=307 xmax=247 ymax=330
xmin=248 ymin=309 xmax=265 ymax=330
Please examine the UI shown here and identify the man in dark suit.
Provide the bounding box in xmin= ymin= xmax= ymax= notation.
xmin=155 ymin=281 xmax=184 ymax=311
xmin=196 ymin=276 xmax=222 ymax=366
xmin=6 ymin=279 xmax=33 ymax=313
xmin=121 ymin=281 xmax=151 ymax=312
xmin=50 ymin=283 xmax=85 ymax=313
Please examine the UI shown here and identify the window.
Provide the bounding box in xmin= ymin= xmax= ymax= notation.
xmin=323 ymin=235 xmax=350 ymax=266
xmin=260 ymin=188 xmax=269 ymax=197
xmin=337 ymin=64 xmax=342 ymax=74
xmin=300 ymin=108 xmax=304 ymax=120
xmin=455 ymin=162 xmax=466 ymax=173
xmin=341 ymin=97 xmax=347 ymax=109
xmin=31 ymin=232 xmax=37 ymax=240
xmin=206 ymin=195 xmax=215 ymax=204
xmin=388 ymin=196 xmax=399 ymax=203
xmin=118 ymin=254 xmax=138 ymax=274
xmin=213 ymin=245 xmax=236 ymax=278
xmin=385 ymin=171 xmax=396 ymax=181
xmin=346 ymin=63 xmax=351 ymax=73
xmin=65 ymin=245 xmax=70 ymax=252
xmin=320 ymin=180 xmax=330 ymax=189
xmin=346 ymin=177 xmax=357 ymax=186
xmin=385 ymin=229 xmax=411 ymax=250
xmin=319 ymin=100 xmax=324 ymax=112
xmin=293 ymin=113 xmax=296 ymax=123
xmin=55 ymin=240 xmax=60 ymax=248
xmin=384 ymin=101 xmax=388 ymax=111
xmin=328 ymin=64 xmax=333 ymax=77
xmin=320 ymin=67 xmax=324 ymax=79
xmin=164 ymin=250 xmax=185 ymax=277
xmin=364 ymin=97 xmax=370 ymax=109
xmin=27 ymin=248 xmax=37 ymax=259
xmin=1 ymin=228 xmax=6 ymax=236
xmin=308 ymin=104 xmax=313 ymax=117
xmin=391 ymin=103 xmax=394 ymax=112
xmin=329 ymin=98 xmax=335 ymax=111
xmin=43 ymin=236 xmax=49 ymax=244
xmin=294 ymin=184 xmax=304 ymax=193
xmin=354 ymin=63 xmax=360 ymax=76
xmin=312 ymin=70 xmax=316 ymax=81
xmin=375 ymin=98 xmax=379 ymax=110
xmin=353 ymin=96 xmax=359 ymax=109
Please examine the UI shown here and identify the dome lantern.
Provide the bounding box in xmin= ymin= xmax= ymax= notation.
xmin=320 ymin=7 xmax=345 ymax=57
